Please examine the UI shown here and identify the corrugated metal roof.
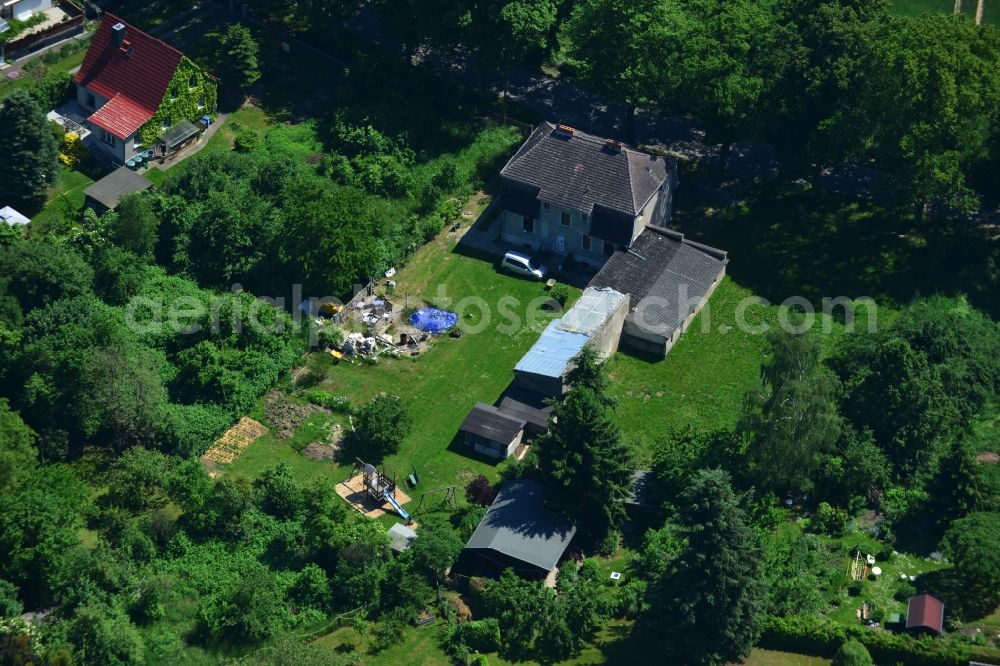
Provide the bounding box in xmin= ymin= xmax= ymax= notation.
xmin=465 ymin=479 xmax=576 ymax=573
xmin=514 ymin=319 xmax=589 ymax=379
xmin=560 ymin=287 xmax=627 ymax=336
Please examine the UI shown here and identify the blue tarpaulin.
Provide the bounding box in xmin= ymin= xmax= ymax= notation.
xmin=409 ymin=308 xmax=458 ymax=333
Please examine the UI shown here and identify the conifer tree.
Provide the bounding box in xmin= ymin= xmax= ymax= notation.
xmin=0 ymin=90 xmax=59 ymax=205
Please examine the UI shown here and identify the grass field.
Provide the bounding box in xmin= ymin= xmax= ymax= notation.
xmin=29 ymin=164 xmax=95 ymax=230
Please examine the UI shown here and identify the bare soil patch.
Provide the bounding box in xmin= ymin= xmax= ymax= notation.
xmin=976 ymin=451 xmax=999 ymax=464
xmin=265 ymin=391 xmax=328 ymax=439
xmin=202 ymin=417 xmax=268 ymax=465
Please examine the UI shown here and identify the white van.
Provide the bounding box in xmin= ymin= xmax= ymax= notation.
xmin=501 ymin=251 xmax=548 ymax=280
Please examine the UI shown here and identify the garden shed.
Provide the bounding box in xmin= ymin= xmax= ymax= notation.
xmin=83 ymin=166 xmax=153 ymax=214
xmin=387 ymin=523 xmax=417 ymax=554
xmin=0 ymin=206 xmax=30 ymax=226
xmin=906 ymin=594 xmax=944 ymax=635
xmin=459 ymin=402 xmax=526 ymax=460
xmin=463 ymin=479 xmax=576 ymax=580
xmin=498 ymin=387 xmax=553 ymax=437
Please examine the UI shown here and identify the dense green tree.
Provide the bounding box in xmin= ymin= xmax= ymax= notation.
xmin=642 ymin=469 xmax=767 ymax=665
xmin=481 ymin=570 xmax=552 ymax=658
xmin=290 ymin=563 xmax=331 ymax=612
xmin=0 ymin=399 xmax=36 ymax=493
xmin=0 ymin=241 xmax=93 ymax=313
xmin=253 ymin=463 xmax=304 ymax=520
xmin=537 ymin=385 xmax=631 ymax=549
xmin=564 ymin=345 xmax=613 ymax=404
xmin=215 ymin=23 xmax=261 ymax=91
xmin=738 ymin=329 xmax=842 ymax=494
xmin=201 ymin=564 xmax=286 ymax=642
xmin=109 ymin=193 xmax=160 ymax=257
xmin=0 ymin=90 xmax=59 ymax=205
xmin=649 ymin=426 xmax=717 ymax=505
xmin=67 ymin=604 xmax=145 ymax=665
xmin=833 ymin=638 xmax=873 ymax=666
xmin=348 ymin=394 xmax=412 ymax=463
xmin=941 ymin=512 xmax=1000 ymax=618
xmin=409 ymin=517 xmax=464 ymax=580
xmin=100 ymin=447 xmax=171 ymax=513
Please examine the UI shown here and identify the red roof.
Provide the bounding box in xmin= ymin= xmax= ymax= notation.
xmin=74 ymin=14 xmax=183 ymax=139
xmin=906 ymin=594 xmax=944 ymax=633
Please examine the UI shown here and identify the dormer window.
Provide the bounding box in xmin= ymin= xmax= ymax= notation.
xmin=189 ymin=75 xmax=197 ymax=88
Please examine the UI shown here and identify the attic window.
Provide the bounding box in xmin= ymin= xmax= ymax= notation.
xmin=189 ymin=75 xmax=197 ymax=88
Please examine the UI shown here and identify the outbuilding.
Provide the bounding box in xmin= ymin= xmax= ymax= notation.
xmin=513 ymin=287 xmax=628 ymax=397
xmin=463 ymin=479 xmax=576 ymax=580
xmin=387 ymin=522 xmax=417 ymax=554
xmin=459 ymin=402 xmax=526 ymax=460
xmin=906 ymin=594 xmax=944 ymax=635
xmin=83 ymin=166 xmax=153 ymax=214
xmin=0 ymin=206 xmax=30 ymax=226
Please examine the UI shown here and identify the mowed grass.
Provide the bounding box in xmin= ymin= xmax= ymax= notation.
xmin=606 ymin=277 xmax=871 ymax=460
xmin=30 ymin=164 xmax=96 ymax=228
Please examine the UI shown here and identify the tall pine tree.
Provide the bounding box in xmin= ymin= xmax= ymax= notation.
xmin=538 ymin=347 xmax=631 ymax=550
xmin=0 ymin=90 xmax=59 ymax=206
xmin=642 ymin=468 xmax=767 ymax=665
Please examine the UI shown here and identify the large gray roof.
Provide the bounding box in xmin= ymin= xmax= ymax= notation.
xmin=501 ymin=122 xmax=669 ymax=216
xmin=84 ymin=166 xmax=153 ymax=209
xmin=465 ymin=479 xmax=576 ymax=573
xmin=589 ymin=227 xmax=727 ymax=340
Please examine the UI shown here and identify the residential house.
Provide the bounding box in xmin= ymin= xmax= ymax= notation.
xmin=73 ymin=14 xmax=216 ymax=165
xmin=498 ymin=122 xmax=677 ymax=269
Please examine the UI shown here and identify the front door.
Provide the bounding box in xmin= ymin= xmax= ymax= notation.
xmin=555 ymin=235 xmax=566 ymax=254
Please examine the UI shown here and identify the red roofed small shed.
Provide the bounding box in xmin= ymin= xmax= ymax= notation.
xmin=906 ymin=594 xmax=944 ymax=635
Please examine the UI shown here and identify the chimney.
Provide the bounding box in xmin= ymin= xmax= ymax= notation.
xmin=554 ymin=124 xmax=576 ymax=139
xmin=112 ymin=22 xmax=127 ymax=48
xmin=604 ymin=139 xmax=623 ymax=154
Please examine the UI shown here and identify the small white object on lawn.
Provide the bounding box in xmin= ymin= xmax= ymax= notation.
xmin=872 ymin=567 xmax=882 ymax=576
xmin=866 ymin=554 xmax=876 ymax=565
xmin=610 ymin=571 xmax=622 ymax=581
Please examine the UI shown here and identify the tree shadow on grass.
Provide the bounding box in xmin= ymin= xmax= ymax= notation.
xmin=681 ymin=182 xmax=1000 ymax=320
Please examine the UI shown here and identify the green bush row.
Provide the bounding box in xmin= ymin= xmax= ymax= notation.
xmin=301 ymin=389 xmax=352 ymax=414
xmin=456 ymin=619 xmax=501 ymax=653
xmin=760 ymin=616 xmax=972 ymax=666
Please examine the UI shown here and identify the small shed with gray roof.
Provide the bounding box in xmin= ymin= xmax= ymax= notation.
xmin=589 ymin=226 xmax=727 ymax=358
xmin=459 ymin=402 xmax=526 ymax=460
xmin=83 ymin=166 xmax=153 ymax=214
xmin=463 ymin=479 xmax=576 ymax=579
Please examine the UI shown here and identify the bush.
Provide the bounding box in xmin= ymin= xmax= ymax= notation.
xmin=550 ymin=283 xmax=571 ymax=307
xmin=894 ymin=581 xmax=917 ymax=602
xmin=810 ymin=502 xmax=850 ymax=536
xmin=58 ymin=132 xmax=90 ymax=168
xmin=465 ymin=475 xmax=497 ymax=506
xmin=233 ymin=125 xmax=260 ymax=153
xmin=833 ymin=639 xmax=873 ymax=666
xmin=29 ymin=70 xmax=72 ymax=110
xmin=301 ymin=389 xmax=352 ymax=414
xmin=457 ymin=619 xmax=501 ymax=653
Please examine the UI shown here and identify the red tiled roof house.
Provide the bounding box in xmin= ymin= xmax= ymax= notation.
xmin=74 ymin=13 xmax=216 ymax=164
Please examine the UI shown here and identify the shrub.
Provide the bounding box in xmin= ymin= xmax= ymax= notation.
xmin=811 ymin=502 xmax=850 ymax=536
xmin=833 ymin=639 xmax=873 ymax=666
xmin=894 ymin=581 xmax=917 ymax=602
xmin=550 ymin=283 xmax=571 ymax=307
xmin=301 ymin=389 xmax=352 ymax=414
xmin=58 ymin=132 xmax=90 ymax=168
xmin=233 ymin=125 xmax=260 ymax=153
xmin=457 ymin=619 xmax=501 ymax=653
xmin=465 ymin=475 xmax=497 ymax=506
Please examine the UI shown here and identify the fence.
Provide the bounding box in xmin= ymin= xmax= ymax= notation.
xmin=4 ymin=2 xmax=86 ymax=60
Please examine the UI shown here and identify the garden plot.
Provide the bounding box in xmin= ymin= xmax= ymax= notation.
xmin=201 ymin=417 xmax=268 ymax=466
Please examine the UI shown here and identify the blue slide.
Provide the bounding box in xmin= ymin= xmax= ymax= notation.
xmin=385 ymin=492 xmax=410 ymax=521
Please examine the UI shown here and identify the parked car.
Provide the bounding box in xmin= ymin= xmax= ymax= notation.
xmin=501 ymin=251 xmax=548 ymax=280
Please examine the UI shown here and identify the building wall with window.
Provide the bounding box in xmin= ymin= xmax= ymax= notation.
xmin=501 ymin=201 xmax=612 ymax=267
xmin=137 ymin=56 xmax=216 ymax=146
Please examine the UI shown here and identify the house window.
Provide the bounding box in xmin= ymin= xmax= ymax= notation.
xmin=543 ymin=202 xmax=550 ymax=209
xmin=561 ymin=211 xmax=571 ymax=226
xmin=162 ymin=116 xmax=171 ymax=129
xmin=100 ymin=129 xmax=116 ymax=146
xmin=86 ymin=92 xmax=96 ymax=108
xmin=171 ymin=88 xmax=178 ymax=101
xmin=189 ymin=74 xmax=198 ymax=88
xmin=133 ymin=133 xmax=142 ymax=148
xmin=198 ymin=95 xmax=205 ymax=109
xmin=521 ymin=216 xmax=534 ymax=234
xmin=582 ymin=235 xmax=592 ymax=251
xmin=603 ymin=240 xmax=615 ymax=257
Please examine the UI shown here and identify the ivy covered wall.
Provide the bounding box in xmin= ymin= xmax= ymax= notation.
xmin=139 ymin=56 xmax=217 ymax=146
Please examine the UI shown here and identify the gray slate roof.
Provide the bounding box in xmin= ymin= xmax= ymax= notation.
xmin=465 ymin=479 xmax=576 ymax=573
xmin=501 ymin=122 xmax=668 ymax=216
xmin=498 ymin=388 xmax=553 ymax=431
xmin=84 ymin=166 xmax=153 ymax=209
xmin=460 ymin=402 xmax=526 ymax=444
xmin=589 ymin=227 xmax=727 ymax=340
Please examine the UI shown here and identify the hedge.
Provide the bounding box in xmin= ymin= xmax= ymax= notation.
xmin=457 ymin=619 xmax=501 ymax=653
xmin=760 ymin=616 xmax=972 ymax=666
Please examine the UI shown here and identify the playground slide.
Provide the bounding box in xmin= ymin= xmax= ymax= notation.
xmin=385 ymin=492 xmax=410 ymax=521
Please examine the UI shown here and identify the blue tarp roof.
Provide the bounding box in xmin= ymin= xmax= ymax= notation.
xmin=514 ymin=319 xmax=589 ymax=379
xmin=409 ymin=308 xmax=458 ymax=333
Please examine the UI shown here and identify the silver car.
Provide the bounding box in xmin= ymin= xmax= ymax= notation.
xmin=501 ymin=251 xmax=548 ymax=280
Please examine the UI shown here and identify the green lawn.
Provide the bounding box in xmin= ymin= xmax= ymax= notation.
xmin=29 ymin=164 xmax=95 ymax=230
xmin=0 ymin=46 xmax=88 ymax=100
